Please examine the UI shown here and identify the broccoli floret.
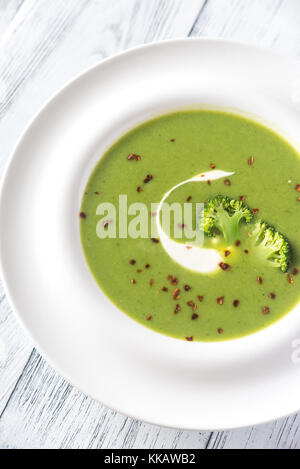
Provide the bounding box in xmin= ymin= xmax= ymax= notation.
xmin=200 ymin=195 xmax=253 ymax=244
xmin=250 ymin=220 xmax=292 ymax=273
xmin=200 ymin=195 xmax=292 ymax=272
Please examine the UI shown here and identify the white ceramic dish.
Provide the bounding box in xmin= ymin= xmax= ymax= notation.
xmin=1 ymin=38 xmax=300 ymax=430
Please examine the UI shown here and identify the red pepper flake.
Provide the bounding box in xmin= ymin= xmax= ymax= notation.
xmin=162 ymin=286 xmax=168 ymax=292
xmin=94 ymin=192 xmax=99 ymax=195
xmin=127 ymin=153 xmax=141 ymax=161
xmin=233 ymin=300 xmax=240 ymax=308
xmin=224 ymin=179 xmax=231 ymax=186
xmin=262 ymin=306 xmax=270 ymax=315
xmin=248 ymin=156 xmax=254 ymax=166
xmin=224 ymin=250 xmax=231 ymax=257
xmin=137 ymin=186 xmax=143 ymax=192
xmin=197 ymin=295 xmax=204 ymax=302
xmin=145 ymin=264 xmax=150 ymax=269
xmin=235 ymin=240 xmax=241 ymax=247
xmin=151 ymin=238 xmax=159 ymax=244
xmin=252 ymin=208 xmax=259 ymax=214
xmin=79 ymin=212 xmax=86 ymax=219
xmin=174 ymin=304 xmax=181 ymax=314
xmin=185 ymin=336 xmax=194 ymax=342
xmin=269 ymin=292 xmax=276 ymax=299
xmin=172 ymin=288 xmax=181 ymax=300
xmin=129 ymin=259 xmax=136 ymax=265
xmin=257 ymin=276 xmax=263 ymax=284
xmin=207 ymin=180 xmax=211 ymax=185
xmin=137 ymin=269 xmax=142 ymax=273
xmin=144 ymin=174 xmax=153 ymax=183
xmin=103 ymin=221 xmax=109 ymax=229
xmin=287 ymin=274 xmax=294 ymax=284
xmin=170 ymin=138 xmax=175 ymax=142
xmin=244 ymin=249 xmax=249 ymax=254
xmin=219 ymin=262 xmax=230 ymax=271
xmin=149 ymin=279 xmax=154 ymax=286
xmin=178 ymin=223 xmax=186 ymax=229
xmin=191 ymin=313 xmax=199 ymax=320
xmin=131 ymin=279 xmax=136 ymax=284
xmin=187 ymin=300 xmax=197 ymax=311
xmin=146 ymin=315 xmax=152 ymax=321
xmin=217 ymin=296 xmax=224 ymax=305
xmin=217 ymin=328 xmax=223 ymax=334
xmin=295 ymin=184 xmax=300 ymax=192
xmin=186 ymin=196 xmax=192 ymax=202
xmin=171 ymin=277 xmax=179 ymax=285
xmin=239 ymin=195 xmax=247 ymax=202
xmin=292 ymin=268 xmax=299 ymax=275
xmin=210 ymin=163 xmax=216 ymax=169
xmin=184 ymin=284 xmax=191 ymax=291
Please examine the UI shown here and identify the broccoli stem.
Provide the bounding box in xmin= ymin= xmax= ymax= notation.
xmin=214 ymin=210 xmax=242 ymax=244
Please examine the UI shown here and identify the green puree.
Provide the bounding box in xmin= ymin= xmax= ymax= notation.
xmin=80 ymin=110 xmax=300 ymax=342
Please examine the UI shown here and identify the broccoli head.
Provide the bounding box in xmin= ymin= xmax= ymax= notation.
xmin=200 ymin=195 xmax=253 ymax=245
xmin=250 ymin=220 xmax=291 ymax=273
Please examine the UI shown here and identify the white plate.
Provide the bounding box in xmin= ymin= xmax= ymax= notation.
xmin=1 ymin=38 xmax=300 ymax=431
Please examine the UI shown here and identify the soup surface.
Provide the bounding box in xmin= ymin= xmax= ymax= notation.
xmin=80 ymin=110 xmax=300 ymax=341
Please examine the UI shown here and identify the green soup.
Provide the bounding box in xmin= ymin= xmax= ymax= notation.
xmin=80 ymin=110 xmax=300 ymax=341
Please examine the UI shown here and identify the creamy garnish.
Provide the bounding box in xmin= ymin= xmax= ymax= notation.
xmin=156 ymin=170 xmax=234 ymax=273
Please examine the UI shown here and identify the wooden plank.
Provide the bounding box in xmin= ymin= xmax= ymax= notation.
xmin=0 ymin=1 xmax=24 ymax=39
xmin=0 ymin=0 xmax=208 ymax=449
xmin=190 ymin=0 xmax=300 ymax=449
xmin=207 ymin=415 xmax=300 ymax=449
xmin=192 ymin=0 xmax=300 ymax=56
xmin=0 ymin=281 xmax=32 ymax=415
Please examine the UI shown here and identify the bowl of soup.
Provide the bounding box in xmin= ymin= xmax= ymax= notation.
xmin=2 ymin=39 xmax=300 ymax=429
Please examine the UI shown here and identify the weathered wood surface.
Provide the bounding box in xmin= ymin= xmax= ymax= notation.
xmin=1 ymin=0 xmax=300 ymax=449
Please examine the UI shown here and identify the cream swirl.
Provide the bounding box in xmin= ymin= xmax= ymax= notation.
xmin=156 ymin=170 xmax=234 ymax=273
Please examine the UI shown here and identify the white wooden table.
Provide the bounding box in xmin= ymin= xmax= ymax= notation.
xmin=1 ymin=0 xmax=300 ymax=449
